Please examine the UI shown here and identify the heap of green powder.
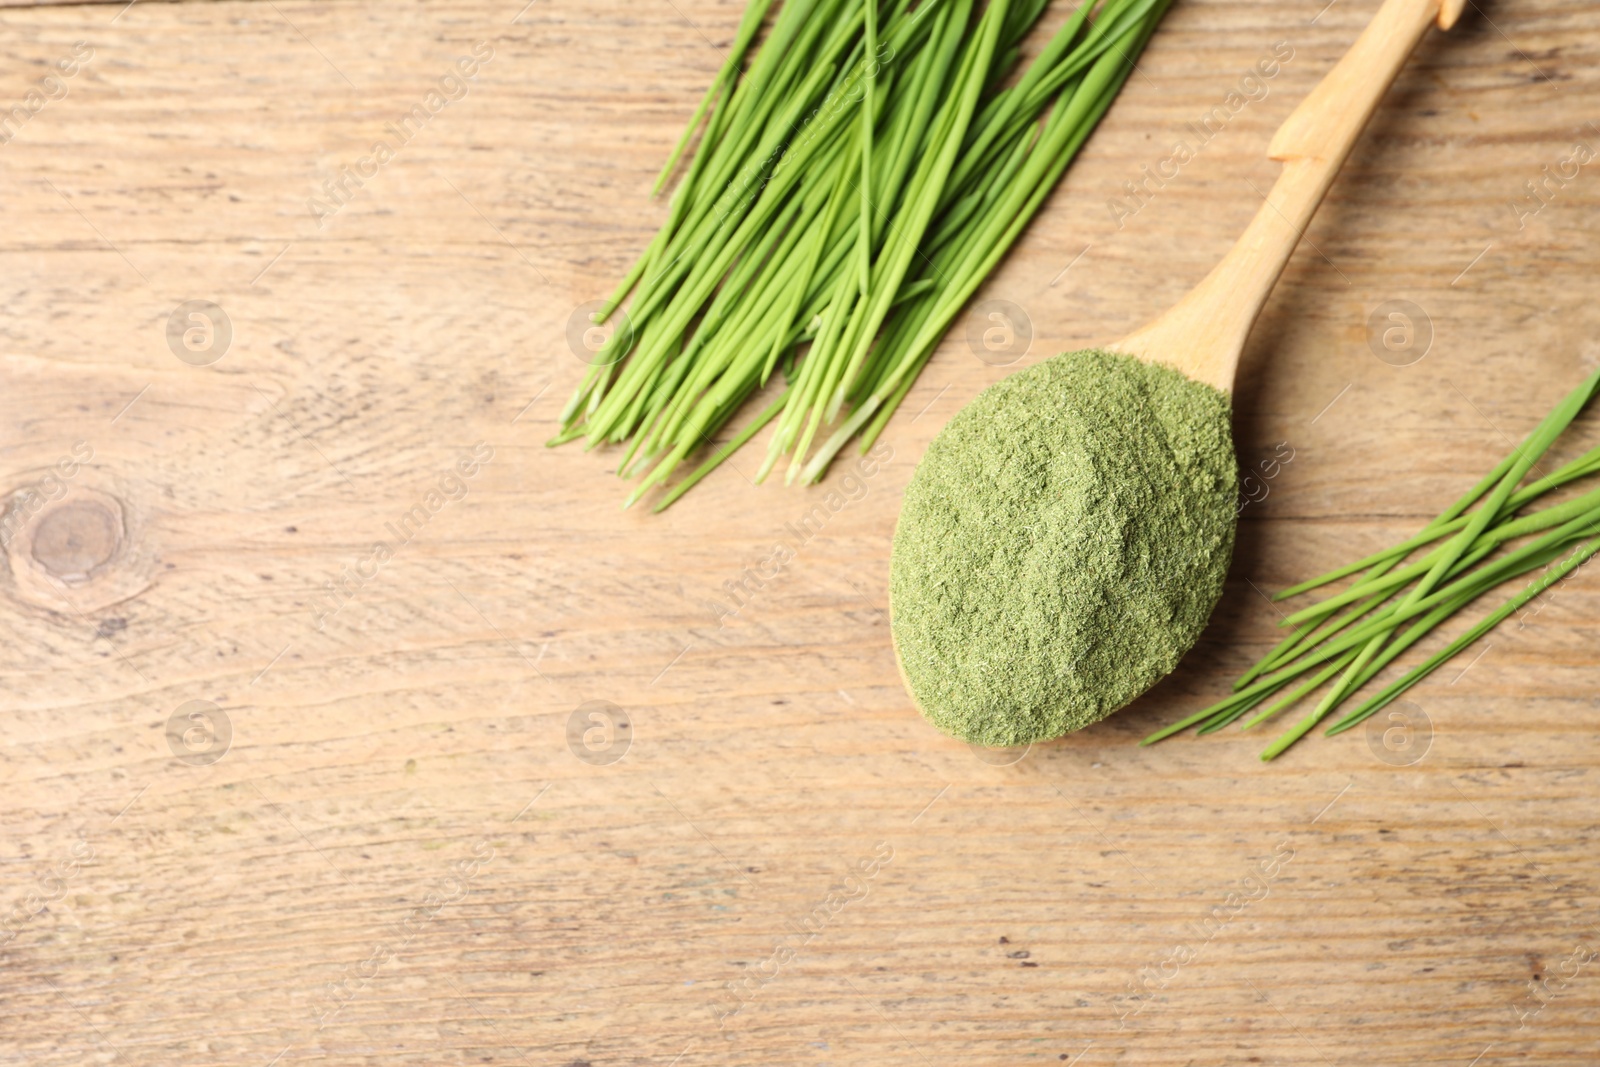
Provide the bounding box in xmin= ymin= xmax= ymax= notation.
xmin=890 ymin=348 xmax=1238 ymax=746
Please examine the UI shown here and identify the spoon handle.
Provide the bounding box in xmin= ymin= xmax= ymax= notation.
xmin=1114 ymin=0 xmax=1464 ymax=392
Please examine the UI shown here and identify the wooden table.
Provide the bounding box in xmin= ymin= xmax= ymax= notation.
xmin=2 ymin=0 xmax=1597 ymax=1062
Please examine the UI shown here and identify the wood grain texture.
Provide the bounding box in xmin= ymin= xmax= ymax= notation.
xmin=0 ymin=1 xmax=1597 ymax=1065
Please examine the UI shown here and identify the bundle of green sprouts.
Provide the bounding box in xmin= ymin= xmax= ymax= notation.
xmin=1146 ymin=366 xmax=1600 ymax=761
xmin=550 ymin=0 xmax=1173 ymax=509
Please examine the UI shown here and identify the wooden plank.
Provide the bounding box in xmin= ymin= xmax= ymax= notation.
xmin=1 ymin=0 xmax=1598 ymax=1064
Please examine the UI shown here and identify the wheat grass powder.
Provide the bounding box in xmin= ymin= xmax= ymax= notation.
xmin=890 ymin=348 xmax=1237 ymax=746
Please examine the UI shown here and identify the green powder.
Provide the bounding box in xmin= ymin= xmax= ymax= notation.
xmin=890 ymin=348 xmax=1238 ymax=746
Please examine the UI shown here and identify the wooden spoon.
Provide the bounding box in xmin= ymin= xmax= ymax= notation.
xmin=891 ymin=0 xmax=1465 ymax=744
